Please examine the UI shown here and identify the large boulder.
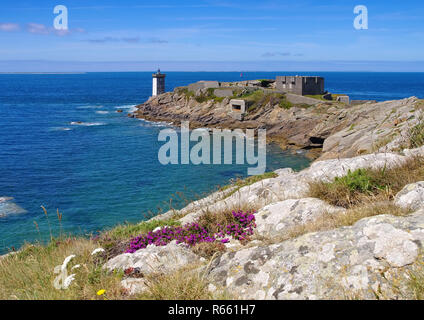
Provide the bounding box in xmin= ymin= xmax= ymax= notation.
xmin=299 ymin=152 xmax=406 ymax=183
xmin=104 ymin=241 xmax=201 ymax=275
xmin=395 ymin=182 xmax=424 ymax=211
xmin=255 ymin=198 xmax=344 ymax=238
xmin=207 ymin=210 xmax=424 ymax=300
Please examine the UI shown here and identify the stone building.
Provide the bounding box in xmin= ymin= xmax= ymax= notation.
xmin=275 ymin=76 xmax=324 ymax=95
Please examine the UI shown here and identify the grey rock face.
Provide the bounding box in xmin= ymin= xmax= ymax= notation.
xmin=395 ymin=181 xmax=424 ymax=211
xmin=299 ymin=152 xmax=406 ymax=183
xmin=207 ymin=211 xmax=424 ymax=300
xmin=104 ymin=241 xmax=201 ymax=275
xmin=121 ymin=278 xmax=149 ymax=295
xmin=255 ymin=198 xmax=344 ymax=238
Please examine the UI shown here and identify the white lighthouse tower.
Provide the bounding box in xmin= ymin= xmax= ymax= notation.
xmin=152 ymin=69 xmax=166 ymax=97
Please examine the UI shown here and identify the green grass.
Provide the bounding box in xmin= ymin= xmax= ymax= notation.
xmin=0 ymin=238 xmax=127 ymax=300
xmin=220 ymin=171 xmax=278 ymax=197
xmin=279 ymin=99 xmax=293 ymax=109
xmin=237 ymin=90 xmax=291 ymax=113
xmin=98 ymin=218 xmax=181 ymax=257
xmin=409 ymin=119 xmax=424 ymax=148
xmin=100 ymin=219 xmax=181 ymax=243
xmin=309 ymin=157 xmax=424 ymax=208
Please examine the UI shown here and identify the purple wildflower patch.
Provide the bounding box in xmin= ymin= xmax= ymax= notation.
xmin=125 ymin=210 xmax=256 ymax=253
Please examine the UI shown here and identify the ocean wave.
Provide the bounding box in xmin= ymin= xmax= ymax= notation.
xmin=115 ymin=105 xmax=137 ymax=113
xmin=70 ymin=121 xmax=106 ymax=126
xmin=95 ymin=111 xmax=110 ymax=115
xmin=50 ymin=127 xmax=72 ymax=131
xmin=0 ymin=197 xmax=27 ymax=218
xmin=138 ymin=119 xmax=174 ymax=128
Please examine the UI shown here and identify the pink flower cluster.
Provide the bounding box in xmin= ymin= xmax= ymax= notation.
xmin=125 ymin=210 xmax=256 ymax=253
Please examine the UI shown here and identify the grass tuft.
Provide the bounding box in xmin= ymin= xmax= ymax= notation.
xmin=309 ymin=157 xmax=424 ymax=208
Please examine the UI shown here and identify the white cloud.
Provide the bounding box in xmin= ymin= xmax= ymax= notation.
xmin=0 ymin=23 xmax=20 ymax=32
xmin=26 ymin=23 xmax=85 ymax=36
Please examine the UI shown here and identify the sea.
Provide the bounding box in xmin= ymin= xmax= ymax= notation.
xmin=1 ymin=71 xmax=423 ymax=254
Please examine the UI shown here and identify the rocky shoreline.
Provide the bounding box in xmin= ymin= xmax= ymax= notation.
xmin=131 ymin=81 xmax=423 ymax=161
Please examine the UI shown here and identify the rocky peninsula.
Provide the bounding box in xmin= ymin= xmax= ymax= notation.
xmin=131 ymin=79 xmax=423 ymax=161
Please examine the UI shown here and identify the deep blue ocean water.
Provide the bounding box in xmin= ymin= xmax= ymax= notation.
xmin=0 ymin=72 xmax=423 ymax=254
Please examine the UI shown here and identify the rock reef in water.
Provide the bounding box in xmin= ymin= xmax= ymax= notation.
xmin=0 ymin=197 xmax=27 ymax=217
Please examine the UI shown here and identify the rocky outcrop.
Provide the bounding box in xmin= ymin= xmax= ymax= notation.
xmin=395 ymin=182 xmax=424 ymax=211
xmin=159 ymin=150 xmax=415 ymax=224
xmin=104 ymin=241 xmax=202 ymax=275
xmin=206 ymin=210 xmax=424 ymax=300
xmin=255 ymin=198 xmax=344 ymax=238
xmin=132 ymin=82 xmax=423 ymax=160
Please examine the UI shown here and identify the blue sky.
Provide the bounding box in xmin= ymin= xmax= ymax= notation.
xmin=0 ymin=0 xmax=423 ymax=71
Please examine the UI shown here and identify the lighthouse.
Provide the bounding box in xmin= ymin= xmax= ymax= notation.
xmin=152 ymin=69 xmax=166 ymax=97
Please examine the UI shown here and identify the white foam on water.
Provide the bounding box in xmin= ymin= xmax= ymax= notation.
xmin=138 ymin=119 xmax=174 ymax=128
xmin=95 ymin=111 xmax=110 ymax=115
xmin=115 ymin=105 xmax=137 ymax=113
xmin=70 ymin=122 xmax=106 ymax=126
xmin=50 ymin=127 xmax=72 ymax=131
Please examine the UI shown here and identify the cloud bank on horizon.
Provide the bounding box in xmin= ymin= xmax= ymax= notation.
xmin=0 ymin=0 xmax=423 ymax=72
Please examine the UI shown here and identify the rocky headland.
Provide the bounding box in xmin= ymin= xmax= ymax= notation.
xmin=131 ymin=79 xmax=424 ymax=161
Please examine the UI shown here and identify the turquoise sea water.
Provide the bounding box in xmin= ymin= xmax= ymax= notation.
xmin=1 ymin=72 xmax=423 ymax=254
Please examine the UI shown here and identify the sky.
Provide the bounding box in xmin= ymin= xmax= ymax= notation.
xmin=0 ymin=0 xmax=423 ymax=72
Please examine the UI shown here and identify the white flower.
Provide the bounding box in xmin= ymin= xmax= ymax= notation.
xmin=71 ymin=264 xmax=81 ymax=271
xmin=63 ymin=274 xmax=76 ymax=289
xmin=91 ymin=248 xmax=105 ymax=255
xmin=57 ymin=254 xmax=75 ymax=273
xmin=53 ymin=254 xmax=76 ymax=290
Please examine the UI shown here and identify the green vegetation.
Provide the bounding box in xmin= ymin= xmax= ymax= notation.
xmin=176 ymin=87 xmax=194 ymax=99
xmin=309 ymin=157 xmax=424 ymax=208
xmin=409 ymin=119 xmax=424 ymax=148
xmin=101 ymin=219 xmax=181 ymax=243
xmin=0 ymin=238 xmax=127 ymax=300
xmin=176 ymin=87 xmax=225 ymax=104
xmin=236 ymin=89 xmax=294 ymax=113
xmin=279 ymin=99 xmax=293 ymax=110
xmin=220 ymin=171 xmax=278 ymax=198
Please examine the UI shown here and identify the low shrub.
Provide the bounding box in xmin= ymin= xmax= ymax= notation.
xmin=409 ymin=120 xmax=424 ymax=148
xmin=309 ymin=157 xmax=424 ymax=208
xmin=125 ymin=210 xmax=256 ymax=253
xmin=279 ymin=99 xmax=293 ymax=109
